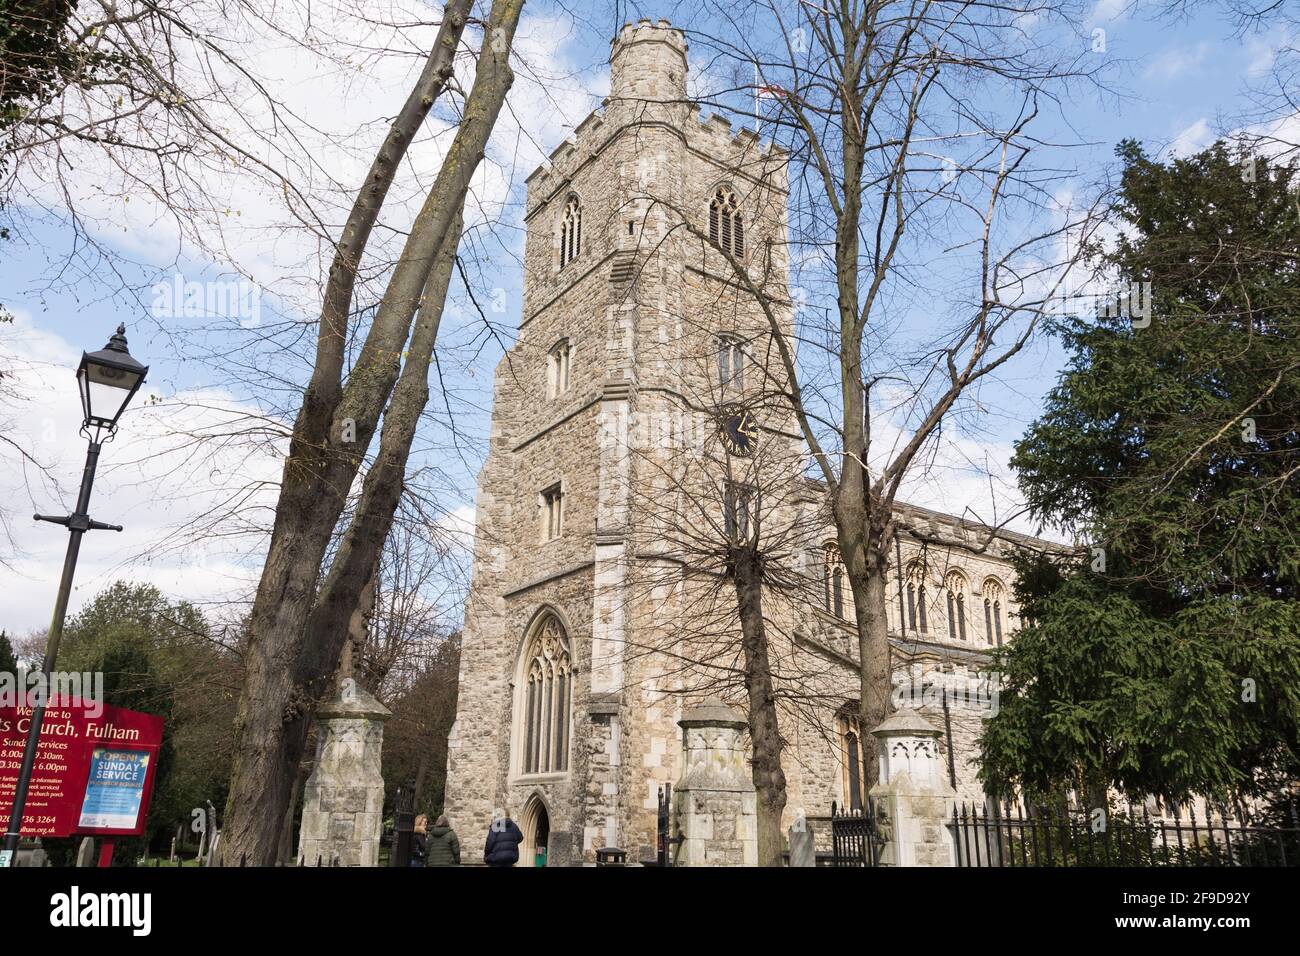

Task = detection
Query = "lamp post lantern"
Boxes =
[0,324,148,867]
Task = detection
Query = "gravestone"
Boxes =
[18,837,47,867]
[297,677,391,867]
[788,814,816,867]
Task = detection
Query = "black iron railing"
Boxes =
[951,800,1300,867]
[830,799,884,867]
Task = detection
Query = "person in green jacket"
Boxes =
[425,815,461,866]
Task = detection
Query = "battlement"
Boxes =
[608,18,687,107]
[522,18,789,220]
[612,18,688,52]
[525,103,785,216]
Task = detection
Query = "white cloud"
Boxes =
[1163,108,1300,164]
[859,392,1059,543]
[9,1,599,316]
[1012,11,1041,36]
[1244,24,1292,78]
[0,309,285,632]
[1086,0,1130,28]
[1245,36,1279,77]
[1168,117,1214,158]
[436,504,477,550]
[1143,42,1211,83]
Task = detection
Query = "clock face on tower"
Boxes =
[718,404,759,457]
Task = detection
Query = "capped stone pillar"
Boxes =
[868,709,957,867]
[671,700,757,866]
[297,678,391,867]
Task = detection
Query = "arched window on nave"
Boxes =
[945,571,968,641]
[982,577,1006,647]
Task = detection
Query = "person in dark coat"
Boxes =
[425,814,461,867]
[483,810,524,867]
[411,814,429,867]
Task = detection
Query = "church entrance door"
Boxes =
[522,797,549,867]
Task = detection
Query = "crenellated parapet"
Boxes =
[524,20,787,223]
[609,18,688,104]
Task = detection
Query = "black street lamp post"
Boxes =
[0,325,148,867]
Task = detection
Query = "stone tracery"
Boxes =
[520,614,572,775]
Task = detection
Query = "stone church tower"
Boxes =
[444,19,799,864]
[445,18,1041,865]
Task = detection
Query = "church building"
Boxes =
[444,18,1055,865]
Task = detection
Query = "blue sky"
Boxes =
[0,0,1287,632]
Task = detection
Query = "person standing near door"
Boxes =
[425,815,460,867]
[483,809,524,867]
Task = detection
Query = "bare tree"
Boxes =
[671,0,1109,785]
[615,298,851,864]
[221,0,524,865]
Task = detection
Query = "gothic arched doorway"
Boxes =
[521,796,550,867]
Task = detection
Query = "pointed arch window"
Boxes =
[709,187,744,257]
[945,572,968,641]
[519,615,572,775]
[718,334,744,389]
[905,563,928,634]
[824,544,846,619]
[983,578,1006,646]
[559,196,582,268]
[836,709,864,812]
[547,339,571,398]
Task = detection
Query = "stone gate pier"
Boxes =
[297,678,390,867]
[868,709,958,866]
[670,700,758,866]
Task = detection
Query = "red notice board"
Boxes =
[0,699,164,838]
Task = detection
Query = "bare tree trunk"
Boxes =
[275,761,307,866]
[848,543,892,790]
[224,202,469,864]
[340,568,378,687]
[412,750,431,808]
[222,0,522,865]
[279,205,467,823]
[300,203,463,692]
[732,547,788,866]
[303,0,473,431]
